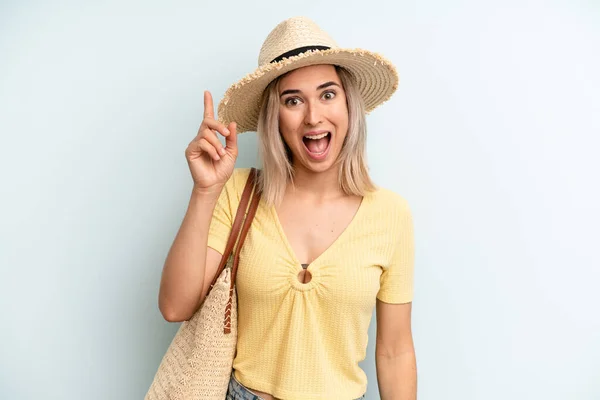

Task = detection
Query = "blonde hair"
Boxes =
[256,65,375,206]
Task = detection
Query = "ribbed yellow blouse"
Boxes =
[207,168,414,399]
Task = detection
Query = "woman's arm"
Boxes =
[158,91,237,323]
[158,187,223,322]
[375,300,417,400]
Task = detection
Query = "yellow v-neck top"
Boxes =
[207,168,415,400]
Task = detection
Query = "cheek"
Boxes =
[278,110,298,145]
[278,108,292,129]
[331,105,349,136]
[279,109,303,135]
[331,98,348,119]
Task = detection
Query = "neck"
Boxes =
[287,162,344,201]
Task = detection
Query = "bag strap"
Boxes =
[223,180,261,333]
[208,168,259,292]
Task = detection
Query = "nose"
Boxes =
[303,100,323,127]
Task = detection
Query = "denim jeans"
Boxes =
[226,371,366,400]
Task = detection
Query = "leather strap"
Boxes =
[223,170,261,333]
[202,169,260,334]
[208,168,258,291]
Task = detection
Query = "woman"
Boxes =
[158,17,416,400]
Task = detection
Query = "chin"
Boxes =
[303,160,336,174]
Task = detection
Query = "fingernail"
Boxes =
[215,154,221,160]
[220,148,226,156]
[224,128,230,135]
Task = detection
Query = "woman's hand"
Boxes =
[185,91,238,193]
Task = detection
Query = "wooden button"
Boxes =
[297,269,312,284]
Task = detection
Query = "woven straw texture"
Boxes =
[217,16,399,134]
[257,16,338,65]
[145,265,237,400]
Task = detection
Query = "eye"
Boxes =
[322,90,336,100]
[284,97,302,107]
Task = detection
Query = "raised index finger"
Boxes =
[203,91,215,119]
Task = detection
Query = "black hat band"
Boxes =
[270,45,331,63]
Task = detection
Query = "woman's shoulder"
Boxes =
[223,168,254,196]
[366,186,412,217]
[364,187,413,235]
[369,185,410,207]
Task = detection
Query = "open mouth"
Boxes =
[302,132,331,159]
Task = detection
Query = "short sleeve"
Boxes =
[207,168,251,255]
[376,198,415,304]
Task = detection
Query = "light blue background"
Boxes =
[1,1,599,399]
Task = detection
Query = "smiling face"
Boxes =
[277,64,349,173]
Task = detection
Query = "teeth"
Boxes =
[304,132,329,140]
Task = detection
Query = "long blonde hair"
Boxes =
[256,65,375,206]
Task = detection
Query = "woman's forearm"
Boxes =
[376,351,417,400]
[158,186,221,322]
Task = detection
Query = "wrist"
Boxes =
[191,184,223,202]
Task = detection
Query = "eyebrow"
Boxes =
[279,81,341,97]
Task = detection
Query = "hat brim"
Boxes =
[217,48,399,134]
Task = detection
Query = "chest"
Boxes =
[275,196,362,265]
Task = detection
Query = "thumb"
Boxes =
[225,121,238,154]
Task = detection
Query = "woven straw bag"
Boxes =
[145,168,261,400]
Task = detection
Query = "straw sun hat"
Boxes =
[217,16,399,134]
